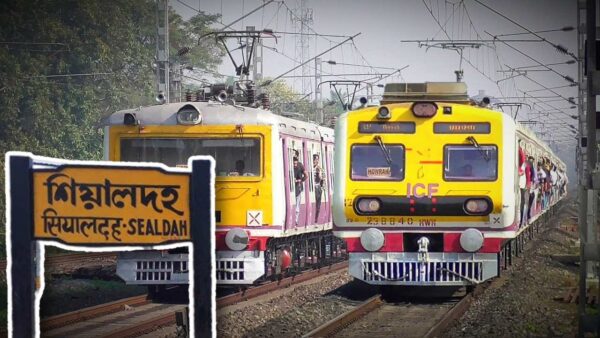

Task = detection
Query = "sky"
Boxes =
[172,0,579,178]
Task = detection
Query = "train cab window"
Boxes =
[444,145,498,181]
[350,144,405,181]
[120,137,261,178]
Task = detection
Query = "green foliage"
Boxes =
[262,79,344,126]
[0,0,223,255]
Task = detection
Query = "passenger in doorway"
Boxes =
[527,156,537,222]
[294,156,307,225]
[313,154,324,222]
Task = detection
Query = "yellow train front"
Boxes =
[333,82,564,286]
[104,86,335,287]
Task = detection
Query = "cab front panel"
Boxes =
[109,124,274,285]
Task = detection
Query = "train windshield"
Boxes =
[444,145,497,181]
[351,144,405,181]
[120,137,261,177]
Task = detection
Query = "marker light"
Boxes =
[357,198,381,213]
[377,106,391,119]
[177,105,202,125]
[464,199,490,214]
[360,228,385,252]
[460,228,484,252]
[225,228,249,251]
[411,102,438,117]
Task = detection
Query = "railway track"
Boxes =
[303,290,473,338]
[304,201,571,338]
[0,252,116,270]
[40,261,347,337]
[41,294,185,337]
[218,260,348,307]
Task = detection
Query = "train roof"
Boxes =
[104,101,334,142]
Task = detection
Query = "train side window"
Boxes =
[444,145,498,181]
[351,144,405,181]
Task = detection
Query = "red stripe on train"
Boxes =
[215,232,269,251]
[344,233,502,253]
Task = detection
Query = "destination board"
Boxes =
[367,167,391,178]
[433,122,491,134]
[33,166,190,245]
[358,122,415,134]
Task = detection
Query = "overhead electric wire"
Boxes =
[260,33,361,87]
[421,0,506,96]
[261,45,356,83]
[484,31,576,84]
[472,0,577,61]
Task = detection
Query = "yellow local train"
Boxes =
[332,82,567,286]
[103,85,337,287]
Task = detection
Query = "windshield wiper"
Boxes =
[374,135,393,165]
[466,136,490,161]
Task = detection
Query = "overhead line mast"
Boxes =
[156,0,170,103]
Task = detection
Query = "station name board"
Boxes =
[33,166,190,245]
[358,122,416,134]
[433,122,491,134]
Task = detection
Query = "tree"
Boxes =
[0,0,224,249]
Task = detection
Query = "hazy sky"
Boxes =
[172,0,578,174]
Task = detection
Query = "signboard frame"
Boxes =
[5,152,216,338]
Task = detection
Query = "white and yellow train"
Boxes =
[332,82,566,286]
[103,85,337,286]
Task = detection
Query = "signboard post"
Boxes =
[4,152,215,337]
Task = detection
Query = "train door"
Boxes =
[326,145,334,223]
[307,141,319,225]
[282,137,293,231]
[309,141,327,225]
[300,140,310,228]
[284,137,308,230]
[318,143,330,224]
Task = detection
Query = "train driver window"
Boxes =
[120,137,261,177]
[350,144,405,181]
[444,145,498,181]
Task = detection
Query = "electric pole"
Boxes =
[314,57,323,123]
[291,0,313,97]
[156,0,170,103]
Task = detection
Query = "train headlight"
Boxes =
[377,106,391,119]
[411,102,437,117]
[360,228,385,252]
[177,105,202,125]
[356,198,381,213]
[123,113,139,126]
[464,198,490,215]
[460,228,484,252]
[225,228,249,251]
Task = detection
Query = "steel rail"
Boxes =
[218,260,348,307]
[302,295,384,337]
[101,311,178,338]
[41,294,149,331]
[0,252,116,270]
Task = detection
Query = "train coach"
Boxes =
[332,82,567,286]
[103,84,337,286]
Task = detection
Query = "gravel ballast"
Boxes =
[446,201,580,337]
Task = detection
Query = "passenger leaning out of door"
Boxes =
[293,156,307,225]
